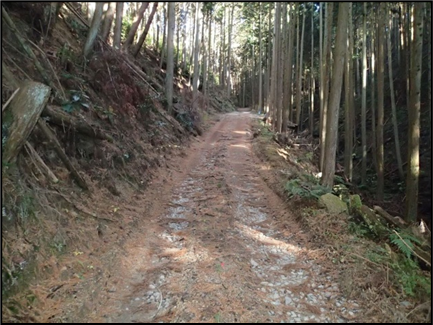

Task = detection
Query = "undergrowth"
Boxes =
[349,222,431,300]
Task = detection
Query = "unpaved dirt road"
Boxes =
[86,110,362,323]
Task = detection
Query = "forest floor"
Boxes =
[39,109,365,323]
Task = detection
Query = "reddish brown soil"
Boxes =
[46,109,360,323]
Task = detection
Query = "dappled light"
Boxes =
[236,222,304,254]
[230,143,248,149]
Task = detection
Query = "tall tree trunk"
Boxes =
[265,4,272,114]
[371,24,377,172]
[123,2,149,51]
[319,2,323,134]
[320,2,333,172]
[294,7,300,123]
[270,2,280,130]
[160,2,167,69]
[283,4,294,132]
[361,2,368,184]
[344,3,353,182]
[207,14,212,91]
[427,5,432,158]
[242,75,246,107]
[101,2,115,42]
[176,4,180,68]
[202,15,209,96]
[166,2,175,114]
[227,4,234,97]
[405,3,411,111]
[296,9,306,128]
[221,5,227,88]
[113,2,123,49]
[309,6,314,134]
[132,2,158,57]
[251,49,255,109]
[83,3,104,58]
[192,2,201,108]
[376,3,385,201]
[218,12,224,87]
[258,2,263,113]
[275,3,283,131]
[405,2,424,221]
[181,3,187,71]
[322,2,349,188]
[387,13,404,181]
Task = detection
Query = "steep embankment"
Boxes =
[1,3,234,322]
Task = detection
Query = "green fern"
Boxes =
[285,178,330,199]
[389,231,422,259]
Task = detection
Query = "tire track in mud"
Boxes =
[90,111,363,323]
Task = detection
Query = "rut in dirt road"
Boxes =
[91,111,363,323]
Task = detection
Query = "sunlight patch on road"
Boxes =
[230,144,249,149]
[233,130,248,135]
[235,222,303,254]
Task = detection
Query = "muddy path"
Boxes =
[85,110,362,323]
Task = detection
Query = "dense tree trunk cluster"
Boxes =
[2,2,431,223]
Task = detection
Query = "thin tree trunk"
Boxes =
[227,4,234,97]
[207,14,212,90]
[192,2,201,107]
[387,14,404,181]
[296,9,306,128]
[310,6,314,134]
[275,3,283,131]
[123,2,149,51]
[295,7,300,123]
[376,3,385,201]
[113,2,123,50]
[176,4,180,68]
[361,2,368,184]
[371,25,377,172]
[202,14,209,96]
[427,6,432,156]
[222,6,228,89]
[101,2,115,42]
[283,3,294,132]
[270,2,280,130]
[219,12,224,87]
[265,4,272,114]
[320,2,333,172]
[405,3,411,111]
[242,75,246,107]
[160,2,167,69]
[83,2,104,58]
[156,11,160,53]
[181,3,187,71]
[166,2,175,113]
[322,2,349,188]
[132,2,158,57]
[405,2,424,221]
[258,2,263,113]
[344,3,353,182]
[250,49,255,110]
[319,2,323,134]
